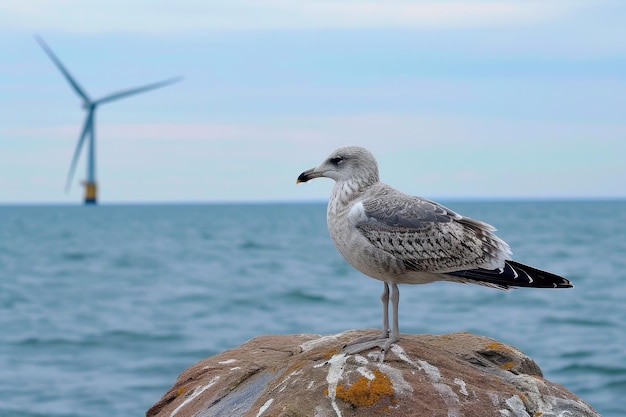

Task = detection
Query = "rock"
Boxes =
[146,330,599,417]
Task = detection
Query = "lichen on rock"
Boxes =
[146,330,599,417]
[335,369,395,408]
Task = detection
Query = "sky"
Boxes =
[1,0,625,204]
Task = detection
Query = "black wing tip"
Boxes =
[506,260,573,289]
[447,260,573,289]
[545,275,573,288]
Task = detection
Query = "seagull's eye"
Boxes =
[330,156,344,165]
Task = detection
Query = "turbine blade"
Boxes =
[94,76,183,105]
[35,35,91,103]
[65,110,93,192]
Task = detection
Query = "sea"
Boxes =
[1,200,625,417]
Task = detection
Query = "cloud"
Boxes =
[0,0,588,33]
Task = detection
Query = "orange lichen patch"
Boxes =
[175,385,188,396]
[281,360,305,377]
[323,348,341,359]
[534,412,544,417]
[485,341,513,353]
[499,362,515,371]
[335,369,394,407]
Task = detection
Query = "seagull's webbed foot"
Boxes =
[342,329,388,350]
[342,332,399,355]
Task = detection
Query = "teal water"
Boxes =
[1,201,625,417]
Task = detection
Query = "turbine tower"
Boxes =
[36,36,182,205]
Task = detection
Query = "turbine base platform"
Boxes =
[83,181,97,205]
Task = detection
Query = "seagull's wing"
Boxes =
[357,192,462,228]
[352,187,571,288]
[351,188,510,273]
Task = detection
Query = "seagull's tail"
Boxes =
[446,260,573,289]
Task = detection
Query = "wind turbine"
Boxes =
[36,36,182,205]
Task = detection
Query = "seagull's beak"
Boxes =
[297,167,324,184]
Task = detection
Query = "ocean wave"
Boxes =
[16,336,99,347]
[61,251,97,261]
[557,363,626,376]
[544,317,615,327]
[604,378,626,390]
[15,330,176,347]
[238,240,280,251]
[282,289,328,302]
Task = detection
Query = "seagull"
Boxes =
[297,146,572,354]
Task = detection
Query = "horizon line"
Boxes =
[1,196,625,207]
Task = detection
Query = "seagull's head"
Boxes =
[297,146,380,185]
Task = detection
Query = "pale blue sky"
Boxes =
[1,1,624,204]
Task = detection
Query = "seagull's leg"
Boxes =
[380,283,400,352]
[343,283,396,354]
[380,282,390,338]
